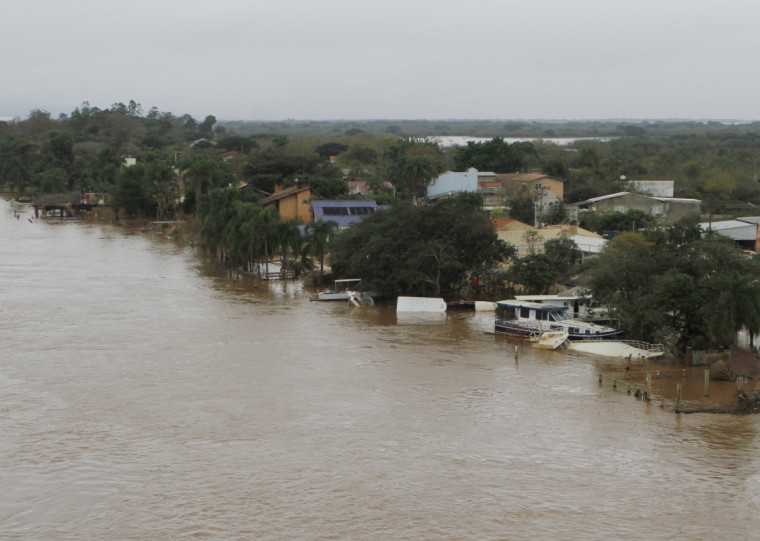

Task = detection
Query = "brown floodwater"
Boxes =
[2,202,760,540]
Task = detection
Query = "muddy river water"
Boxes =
[2,202,760,539]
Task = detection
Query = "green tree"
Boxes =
[308,177,347,199]
[198,188,241,262]
[508,253,557,294]
[584,222,760,347]
[110,163,154,217]
[330,195,513,297]
[144,161,179,219]
[543,201,567,224]
[544,236,581,279]
[42,131,75,171]
[3,156,31,199]
[384,137,443,199]
[36,168,68,194]
[244,138,323,193]
[304,219,339,274]
[701,168,736,215]
[315,142,348,159]
[180,154,234,208]
[453,138,536,172]
[508,192,535,224]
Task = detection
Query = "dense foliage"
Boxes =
[329,194,513,298]
[452,138,537,173]
[583,218,760,348]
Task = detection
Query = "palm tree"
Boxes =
[707,271,760,347]
[305,219,339,274]
[277,219,303,276]
[256,206,281,278]
[180,155,233,212]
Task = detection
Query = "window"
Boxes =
[322,206,375,216]
[614,205,625,213]
[652,205,663,216]
[520,307,530,319]
[323,207,349,216]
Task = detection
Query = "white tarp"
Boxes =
[396,296,447,313]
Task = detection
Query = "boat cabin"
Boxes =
[496,300,567,323]
[495,299,619,340]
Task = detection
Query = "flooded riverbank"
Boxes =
[2,201,760,539]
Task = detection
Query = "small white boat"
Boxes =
[531,329,569,350]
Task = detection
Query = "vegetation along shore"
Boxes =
[4,101,760,410]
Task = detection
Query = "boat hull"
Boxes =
[566,340,664,359]
[495,320,620,341]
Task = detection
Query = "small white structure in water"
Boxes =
[396,297,447,313]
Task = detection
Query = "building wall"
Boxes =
[271,190,316,223]
[495,221,603,257]
[499,175,564,201]
[589,193,700,222]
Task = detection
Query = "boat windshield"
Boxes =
[550,311,569,322]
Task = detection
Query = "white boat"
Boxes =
[567,339,664,359]
[502,300,665,358]
[495,299,620,340]
[316,279,377,301]
[347,291,374,307]
[514,293,610,323]
[531,329,569,350]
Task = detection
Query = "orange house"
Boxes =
[498,173,564,201]
[259,184,321,223]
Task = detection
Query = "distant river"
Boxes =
[1,200,759,539]
[429,135,613,147]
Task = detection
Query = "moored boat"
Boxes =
[495,299,620,341]
[315,279,377,301]
[499,299,665,358]
[566,339,664,358]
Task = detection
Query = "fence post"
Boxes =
[704,368,709,397]
[676,382,683,412]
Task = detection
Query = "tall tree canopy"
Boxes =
[584,218,760,348]
[330,194,513,297]
[384,137,443,199]
[453,138,537,172]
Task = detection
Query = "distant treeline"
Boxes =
[219,118,760,139]
[4,101,760,219]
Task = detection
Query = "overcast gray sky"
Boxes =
[2,0,758,121]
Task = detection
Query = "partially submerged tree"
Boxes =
[330,194,513,297]
[304,218,339,274]
[584,218,760,348]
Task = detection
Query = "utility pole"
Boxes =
[534,183,545,227]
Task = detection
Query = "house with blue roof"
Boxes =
[309,200,389,229]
